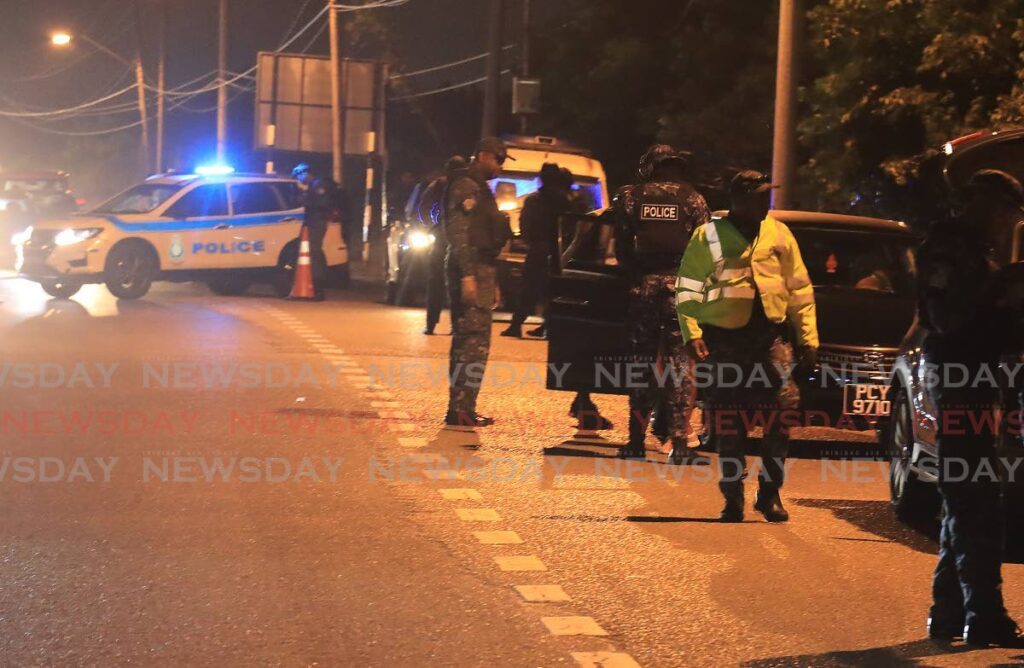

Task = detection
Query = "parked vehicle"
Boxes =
[16,170,348,300]
[545,210,918,433]
[881,129,1024,530]
[2,171,82,269]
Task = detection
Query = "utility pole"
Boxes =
[771,0,801,209]
[216,0,229,163]
[519,0,530,135]
[328,0,345,186]
[155,0,167,173]
[133,0,150,174]
[482,0,503,138]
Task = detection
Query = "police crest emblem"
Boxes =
[169,234,185,264]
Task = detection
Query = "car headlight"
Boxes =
[54,227,102,246]
[10,226,32,246]
[407,230,435,250]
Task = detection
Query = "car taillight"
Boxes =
[75,197,86,207]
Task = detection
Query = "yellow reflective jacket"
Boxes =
[675,214,819,349]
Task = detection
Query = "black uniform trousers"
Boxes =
[928,336,1008,629]
[510,250,549,329]
[702,304,799,499]
[425,236,447,331]
[304,221,328,296]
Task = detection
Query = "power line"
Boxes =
[390,69,512,102]
[390,44,516,80]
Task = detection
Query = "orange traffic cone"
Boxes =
[288,227,316,300]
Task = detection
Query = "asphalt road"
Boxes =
[1,274,1023,667]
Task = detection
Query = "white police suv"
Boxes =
[15,170,347,299]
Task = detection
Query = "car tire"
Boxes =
[40,278,81,299]
[328,263,351,289]
[207,274,252,296]
[273,242,298,298]
[888,386,939,521]
[104,241,157,300]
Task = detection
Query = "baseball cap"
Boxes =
[730,170,778,196]
[474,136,514,163]
[291,163,311,178]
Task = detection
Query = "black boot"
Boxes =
[617,442,646,459]
[753,487,789,523]
[500,323,523,338]
[927,610,965,640]
[444,411,495,428]
[525,324,546,338]
[668,447,710,466]
[964,615,1023,647]
[720,484,744,523]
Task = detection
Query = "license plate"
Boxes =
[843,384,892,416]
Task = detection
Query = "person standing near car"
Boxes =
[614,144,710,465]
[293,162,337,301]
[917,169,1024,647]
[442,137,513,427]
[676,171,818,523]
[501,163,570,339]
[419,155,468,335]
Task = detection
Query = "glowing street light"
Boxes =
[50,32,72,47]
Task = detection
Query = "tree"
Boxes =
[801,0,1024,220]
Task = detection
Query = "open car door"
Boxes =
[545,212,631,395]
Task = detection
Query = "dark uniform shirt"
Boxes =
[520,187,568,261]
[302,177,338,234]
[444,164,512,275]
[613,180,710,278]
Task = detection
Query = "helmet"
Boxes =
[637,144,691,182]
[444,155,468,173]
[291,163,311,179]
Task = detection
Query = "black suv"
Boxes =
[545,210,919,432]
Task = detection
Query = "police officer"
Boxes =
[418,155,468,335]
[613,144,710,464]
[502,163,569,338]
[918,169,1024,647]
[292,163,337,301]
[676,171,818,523]
[443,137,513,427]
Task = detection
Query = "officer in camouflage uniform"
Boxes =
[443,137,513,427]
[613,144,710,465]
[418,155,468,335]
[918,169,1024,647]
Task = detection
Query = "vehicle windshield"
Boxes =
[791,228,916,296]
[489,174,605,213]
[93,184,185,215]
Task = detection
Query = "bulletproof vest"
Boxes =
[631,181,694,256]
[447,168,511,261]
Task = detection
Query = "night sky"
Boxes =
[0,0,570,197]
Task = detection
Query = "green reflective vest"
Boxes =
[675,214,819,349]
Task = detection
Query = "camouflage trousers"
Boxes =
[703,319,799,496]
[627,274,697,449]
[446,263,497,416]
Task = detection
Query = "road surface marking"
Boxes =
[388,423,417,432]
[474,531,523,545]
[371,401,401,408]
[338,367,369,375]
[408,453,447,464]
[439,488,482,500]
[495,556,547,572]
[377,410,411,420]
[541,617,609,637]
[422,469,462,480]
[514,585,571,602]
[455,508,501,522]
[571,652,641,668]
[398,437,428,448]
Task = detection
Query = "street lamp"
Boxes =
[49,28,152,173]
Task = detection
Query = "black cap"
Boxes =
[539,162,562,184]
[730,170,778,196]
[444,155,468,172]
[964,168,1024,205]
[474,136,514,162]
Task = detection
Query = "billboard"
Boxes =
[254,52,386,156]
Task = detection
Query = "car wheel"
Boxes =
[40,278,81,299]
[207,275,252,296]
[888,387,939,521]
[104,241,157,300]
[273,243,298,298]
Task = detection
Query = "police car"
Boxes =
[15,169,347,299]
